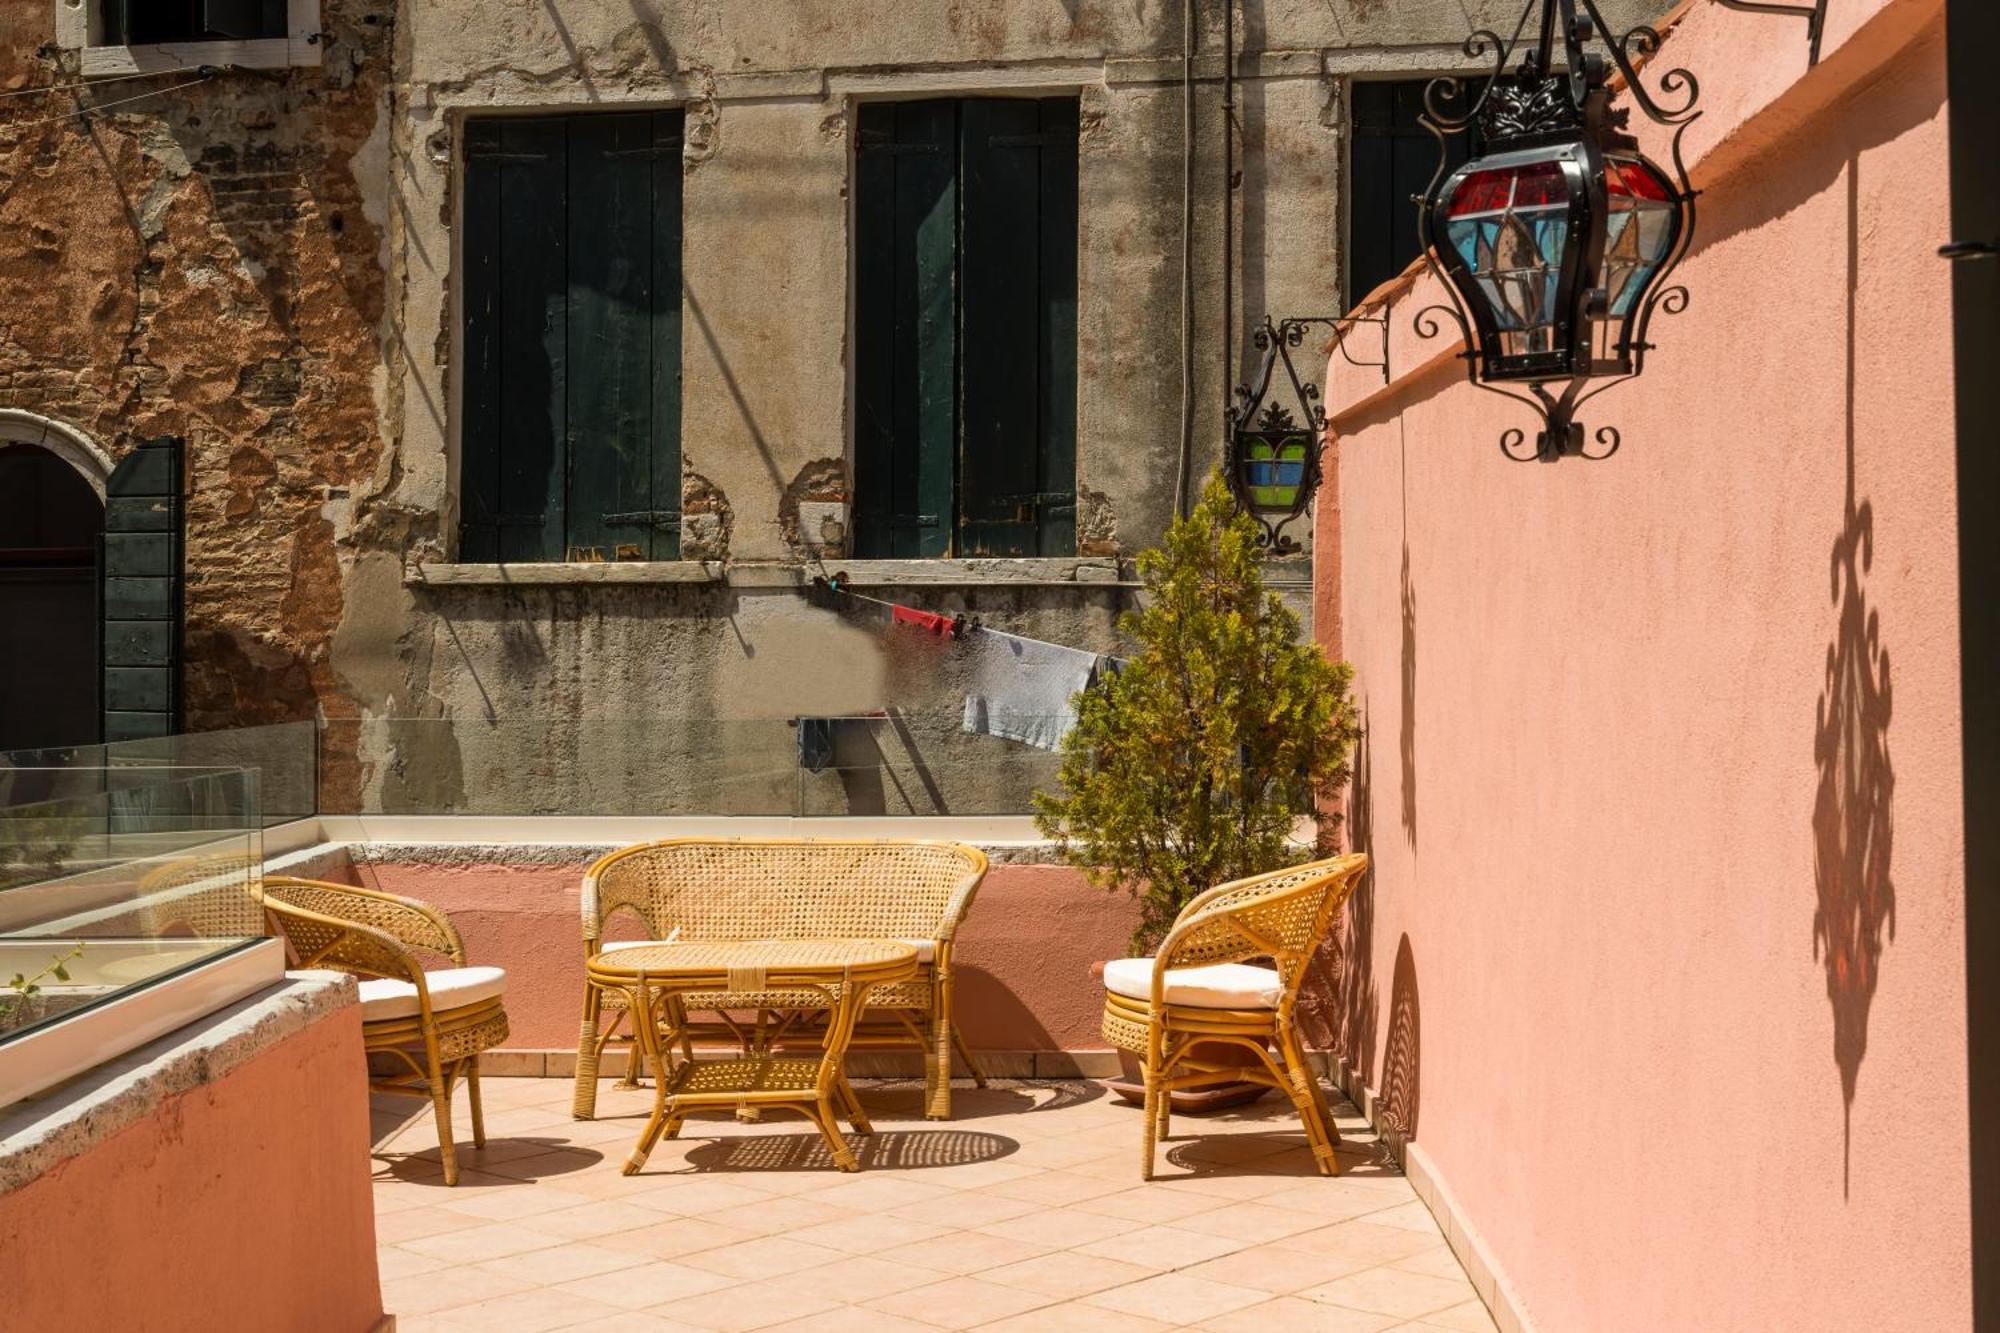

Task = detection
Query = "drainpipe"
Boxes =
[1176,0,1197,520]
[1221,0,1235,461]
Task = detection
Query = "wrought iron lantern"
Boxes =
[1224,316,1335,554]
[1417,0,1701,461]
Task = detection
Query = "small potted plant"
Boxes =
[1035,474,1358,1109]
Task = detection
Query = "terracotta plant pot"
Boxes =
[1089,959,1272,1113]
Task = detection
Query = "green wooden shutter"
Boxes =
[957,97,1077,557]
[854,100,957,558]
[1350,81,1475,306]
[462,112,682,563]
[203,0,286,38]
[100,437,183,742]
[564,111,682,560]
[461,117,568,562]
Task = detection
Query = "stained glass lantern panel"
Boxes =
[1238,431,1312,513]
[1440,159,1573,361]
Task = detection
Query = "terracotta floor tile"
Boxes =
[871,1227,1055,1276]
[1275,1220,1449,1267]
[781,1209,950,1254]
[473,1241,639,1287]
[550,1261,733,1310]
[981,1169,1132,1207]
[1300,1265,1479,1319]
[863,1275,1052,1329]
[375,1205,488,1245]
[439,1183,599,1222]
[978,1205,1145,1249]
[758,1305,937,1333]
[1082,1270,1269,1323]
[425,1284,626,1332]
[628,1178,781,1216]
[376,1245,456,1281]
[1182,1199,1330,1244]
[533,1200,674,1240]
[889,1189,1041,1229]
[1392,1245,1476,1280]
[1364,1200,1448,1235]
[1198,1294,1404,1332]
[1177,1240,1376,1294]
[976,1305,1174,1332]
[1074,1184,1229,1224]
[596,1218,762,1261]
[678,1236,845,1281]
[401,1220,566,1264]
[643,1279,840,1331]
[1411,1297,1502,1331]
[1074,1223,1244,1271]
[980,1248,1158,1299]
[380,1264,537,1318]
[757,1254,941,1303]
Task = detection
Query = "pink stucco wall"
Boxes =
[0,1006,384,1332]
[350,858,1137,1053]
[1316,1,1968,1328]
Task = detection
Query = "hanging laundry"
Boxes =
[961,628,1110,751]
[892,604,957,636]
[796,717,836,774]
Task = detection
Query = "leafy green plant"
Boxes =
[1035,474,1359,952]
[0,942,87,1023]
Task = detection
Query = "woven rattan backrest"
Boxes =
[259,875,463,979]
[1161,853,1368,997]
[134,851,265,938]
[584,839,988,946]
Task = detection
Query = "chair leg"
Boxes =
[950,1024,989,1090]
[574,986,605,1120]
[1277,1026,1339,1176]
[835,1073,873,1136]
[926,1011,952,1121]
[467,1057,488,1150]
[1139,1021,1165,1181]
[424,1049,460,1186]
[809,1101,860,1172]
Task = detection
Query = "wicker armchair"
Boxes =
[258,875,509,1186]
[1100,852,1368,1180]
[134,851,265,939]
[575,838,989,1121]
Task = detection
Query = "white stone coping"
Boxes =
[403,556,1144,590]
[0,971,356,1198]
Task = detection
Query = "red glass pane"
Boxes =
[1511,160,1568,207]
[1605,156,1672,201]
[1445,168,1514,216]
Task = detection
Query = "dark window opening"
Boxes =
[853,96,1079,559]
[458,110,685,563]
[0,445,104,751]
[1347,79,1479,308]
[104,0,289,43]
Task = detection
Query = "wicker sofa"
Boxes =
[574,838,990,1121]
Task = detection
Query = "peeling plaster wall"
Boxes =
[3,0,1666,815]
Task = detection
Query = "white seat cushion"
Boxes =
[358,965,507,1021]
[601,937,939,963]
[1101,957,1284,1009]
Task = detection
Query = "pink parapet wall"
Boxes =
[1318,0,1968,1329]
[345,858,1138,1054]
[0,1004,384,1332]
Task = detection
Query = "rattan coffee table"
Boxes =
[586,938,919,1174]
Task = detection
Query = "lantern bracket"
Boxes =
[1225,315,1361,554]
[1714,0,1827,67]
[1413,0,1703,462]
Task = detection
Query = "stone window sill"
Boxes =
[405,557,1138,589]
[78,39,320,76]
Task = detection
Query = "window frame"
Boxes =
[55,0,320,76]
[1343,75,1479,312]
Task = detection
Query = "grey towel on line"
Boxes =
[960,629,1115,751]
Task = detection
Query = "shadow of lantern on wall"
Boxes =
[1414,0,1702,462]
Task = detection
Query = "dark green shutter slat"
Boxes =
[1035,97,1079,556]
[203,0,279,38]
[459,120,506,561]
[564,112,657,559]
[649,110,685,560]
[958,98,1046,557]
[99,437,182,743]
[854,101,956,558]
[1349,80,1476,305]
[496,117,569,562]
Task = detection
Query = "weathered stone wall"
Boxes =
[0,0,1666,814]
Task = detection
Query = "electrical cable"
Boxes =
[1175,0,1197,520]
[5,74,213,129]
[0,65,211,99]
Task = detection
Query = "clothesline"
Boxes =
[804,573,1122,752]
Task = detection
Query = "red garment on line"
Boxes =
[892,605,954,636]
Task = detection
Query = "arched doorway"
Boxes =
[0,428,107,751]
